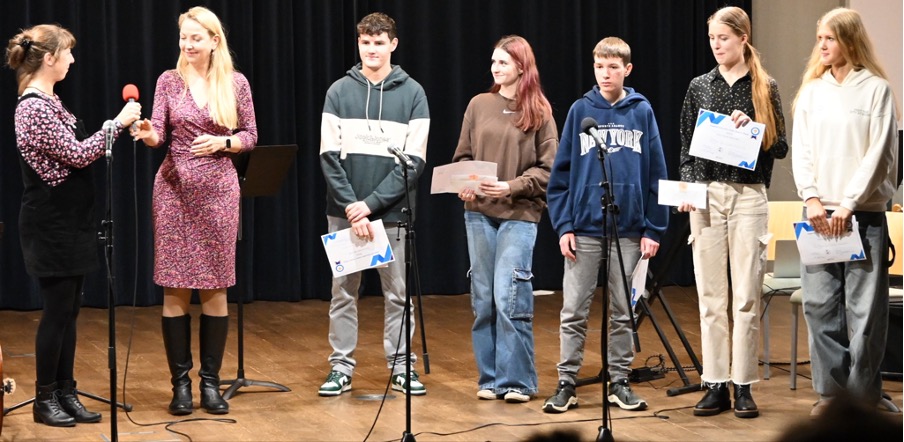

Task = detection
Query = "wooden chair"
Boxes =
[762,201,804,379]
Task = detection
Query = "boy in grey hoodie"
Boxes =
[318,12,430,397]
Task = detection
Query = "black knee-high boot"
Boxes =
[57,380,101,423]
[162,315,193,415]
[199,314,229,414]
[33,381,76,427]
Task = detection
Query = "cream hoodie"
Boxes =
[792,68,898,212]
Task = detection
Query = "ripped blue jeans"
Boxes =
[464,211,538,395]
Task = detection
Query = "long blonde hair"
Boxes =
[176,6,238,129]
[793,8,897,115]
[709,7,779,151]
[5,24,76,95]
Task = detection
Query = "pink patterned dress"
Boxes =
[149,70,257,289]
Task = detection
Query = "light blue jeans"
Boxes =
[464,211,538,395]
[801,210,888,402]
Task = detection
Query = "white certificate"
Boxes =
[630,257,649,312]
[431,161,497,195]
[794,216,866,266]
[688,109,765,171]
[321,219,395,278]
[658,179,707,209]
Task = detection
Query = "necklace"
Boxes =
[24,84,53,96]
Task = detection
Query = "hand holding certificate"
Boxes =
[321,219,395,278]
[794,216,866,265]
[689,108,765,170]
[658,179,707,209]
[630,258,650,312]
[431,161,498,195]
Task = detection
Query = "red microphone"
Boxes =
[122,84,139,102]
[122,84,140,131]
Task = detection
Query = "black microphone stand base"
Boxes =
[221,374,291,400]
[597,426,615,442]
[402,431,416,442]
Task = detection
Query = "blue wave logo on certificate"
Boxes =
[323,232,338,245]
[689,108,765,171]
[370,244,394,266]
[696,110,727,126]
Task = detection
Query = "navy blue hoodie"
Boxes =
[548,86,668,241]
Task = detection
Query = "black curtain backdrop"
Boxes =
[0,0,751,310]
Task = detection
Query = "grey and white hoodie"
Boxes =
[320,63,430,222]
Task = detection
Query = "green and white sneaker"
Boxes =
[318,370,352,396]
[391,370,426,395]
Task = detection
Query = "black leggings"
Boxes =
[35,275,83,386]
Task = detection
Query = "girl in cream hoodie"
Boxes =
[792,7,898,417]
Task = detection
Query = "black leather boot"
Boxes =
[733,383,759,418]
[162,315,193,415]
[693,382,731,416]
[57,380,101,423]
[33,382,76,427]
[199,314,229,414]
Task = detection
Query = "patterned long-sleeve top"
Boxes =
[15,91,123,186]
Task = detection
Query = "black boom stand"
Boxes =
[396,154,425,442]
[634,216,703,396]
[220,145,298,399]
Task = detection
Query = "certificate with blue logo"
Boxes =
[321,219,395,278]
[688,108,765,171]
[793,216,866,265]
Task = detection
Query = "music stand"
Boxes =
[219,145,297,399]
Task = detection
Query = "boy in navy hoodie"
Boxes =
[543,37,668,413]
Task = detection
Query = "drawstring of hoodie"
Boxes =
[377,81,384,133]
[364,80,386,133]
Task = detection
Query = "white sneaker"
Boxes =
[504,390,531,403]
[477,389,497,400]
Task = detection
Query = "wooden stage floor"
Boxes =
[1,286,901,441]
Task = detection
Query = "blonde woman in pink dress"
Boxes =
[132,6,257,415]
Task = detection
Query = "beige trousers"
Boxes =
[689,181,769,385]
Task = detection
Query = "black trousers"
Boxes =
[35,275,83,386]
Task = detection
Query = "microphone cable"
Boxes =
[362,227,409,442]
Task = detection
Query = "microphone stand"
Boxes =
[595,141,639,442]
[398,161,419,442]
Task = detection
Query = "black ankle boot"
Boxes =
[733,383,759,418]
[162,315,193,415]
[33,382,76,427]
[57,380,101,423]
[694,382,731,416]
[199,314,229,415]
